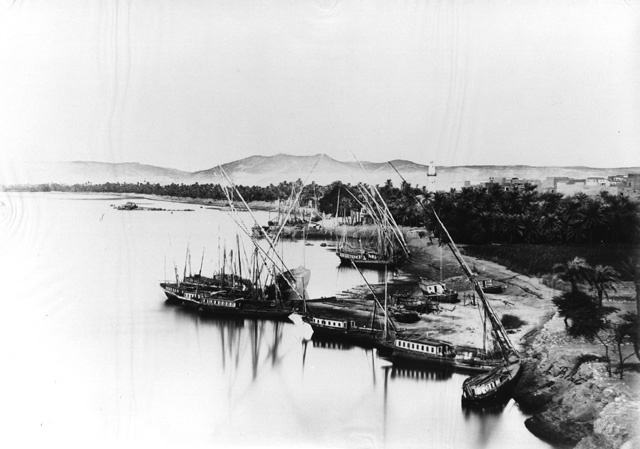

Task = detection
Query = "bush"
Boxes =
[501,314,527,329]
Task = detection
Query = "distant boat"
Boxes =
[418,279,459,303]
[476,278,505,294]
[335,172,410,268]
[388,306,420,323]
[336,241,405,268]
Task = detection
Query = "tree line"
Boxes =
[6,179,639,244]
[427,184,639,245]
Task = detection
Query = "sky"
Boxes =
[0,0,639,172]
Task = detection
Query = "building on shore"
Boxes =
[462,173,639,198]
[618,173,640,200]
[541,176,621,196]
[465,177,541,191]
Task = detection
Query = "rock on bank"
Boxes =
[513,313,639,448]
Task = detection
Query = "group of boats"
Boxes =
[160,164,522,406]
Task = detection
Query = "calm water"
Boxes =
[0,192,554,449]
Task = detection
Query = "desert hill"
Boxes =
[2,155,637,190]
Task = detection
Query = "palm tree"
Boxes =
[587,264,620,307]
[619,255,640,360]
[552,257,592,293]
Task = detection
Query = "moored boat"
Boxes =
[336,243,405,268]
[388,306,420,323]
[453,345,501,373]
[462,356,522,404]
[160,282,184,302]
[427,204,522,404]
[418,279,459,303]
[391,334,457,367]
[477,277,505,294]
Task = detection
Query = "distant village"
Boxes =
[465,172,640,199]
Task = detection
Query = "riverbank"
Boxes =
[306,232,639,448]
[406,235,639,449]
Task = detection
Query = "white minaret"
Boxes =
[427,161,437,190]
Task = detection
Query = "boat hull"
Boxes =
[391,348,456,368]
[480,286,504,294]
[160,283,184,303]
[423,292,459,303]
[307,315,387,348]
[461,361,522,405]
[337,253,402,268]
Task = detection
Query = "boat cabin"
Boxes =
[394,337,455,357]
[311,316,355,330]
[476,277,505,293]
[201,297,237,308]
[477,278,494,288]
[163,284,182,294]
[420,281,448,295]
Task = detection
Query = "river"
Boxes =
[0,192,555,448]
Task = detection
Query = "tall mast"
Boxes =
[352,153,410,257]
[218,167,308,301]
[335,187,341,224]
[236,234,242,281]
[388,162,519,362]
[182,244,189,282]
[384,266,388,338]
[350,260,396,335]
[431,209,517,360]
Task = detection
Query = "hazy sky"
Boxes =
[1,0,639,171]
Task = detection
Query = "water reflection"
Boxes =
[165,300,287,381]
[311,338,354,351]
[382,364,454,382]
[462,397,511,416]
[335,264,398,285]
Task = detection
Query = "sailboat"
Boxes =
[305,262,394,348]
[206,166,314,320]
[160,245,253,306]
[335,183,410,268]
[432,212,521,403]
[389,162,522,404]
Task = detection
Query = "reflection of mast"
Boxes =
[383,364,389,446]
[267,321,283,367]
[301,339,308,370]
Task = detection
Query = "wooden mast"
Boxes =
[388,161,519,363]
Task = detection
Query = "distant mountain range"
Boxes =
[2,154,638,190]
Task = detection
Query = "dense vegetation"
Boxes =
[6,178,639,247]
[463,244,639,281]
[429,184,639,245]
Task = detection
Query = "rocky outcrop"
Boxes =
[513,313,639,448]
